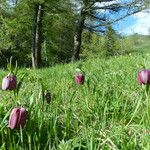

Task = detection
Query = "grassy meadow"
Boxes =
[0,42,150,149]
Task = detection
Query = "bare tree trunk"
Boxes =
[72,11,86,61]
[32,3,44,68]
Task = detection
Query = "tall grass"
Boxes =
[0,53,150,149]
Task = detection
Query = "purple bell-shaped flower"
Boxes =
[75,73,85,84]
[74,68,85,85]
[9,107,27,130]
[44,90,51,104]
[2,73,17,90]
[75,68,85,85]
[137,69,150,85]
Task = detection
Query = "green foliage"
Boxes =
[0,0,33,66]
[79,30,150,60]
[0,0,75,67]
[0,48,150,149]
[43,3,75,65]
[0,0,149,68]
[118,34,150,55]
[81,31,105,59]
[103,26,120,56]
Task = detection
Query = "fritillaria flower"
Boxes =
[44,90,51,104]
[75,73,85,84]
[137,69,150,85]
[2,73,17,90]
[9,107,27,130]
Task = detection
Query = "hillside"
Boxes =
[121,34,150,54]
[0,47,150,149]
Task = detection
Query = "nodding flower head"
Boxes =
[44,90,51,104]
[9,107,27,130]
[137,69,150,85]
[75,73,85,85]
[2,73,17,90]
[74,68,85,85]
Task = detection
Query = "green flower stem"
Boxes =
[146,85,150,122]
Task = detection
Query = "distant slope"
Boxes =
[119,34,150,55]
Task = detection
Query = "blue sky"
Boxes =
[113,16,136,34]
[92,0,150,36]
[113,11,150,35]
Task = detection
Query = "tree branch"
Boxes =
[90,5,146,28]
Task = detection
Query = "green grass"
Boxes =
[0,52,150,149]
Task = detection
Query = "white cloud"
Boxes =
[133,12,150,35]
[94,0,119,13]
[94,0,119,8]
[122,10,150,35]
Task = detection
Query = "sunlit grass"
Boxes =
[0,53,150,149]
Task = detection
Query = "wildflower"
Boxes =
[137,69,150,84]
[2,73,17,90]
[44,90,51,104]
[75,73,85,84]
[9,107,27,130]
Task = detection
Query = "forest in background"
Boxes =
[0,0,149,68]
[0,1,150,149]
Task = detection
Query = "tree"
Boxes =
[81,31,105,58]
[32,2,45,68]
[31,0,74,68]
[103,25,119,56]
[42,0,75,65]
[71,0,148,61]
[0,0,74,68]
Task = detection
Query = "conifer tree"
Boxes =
[103,26,119,56]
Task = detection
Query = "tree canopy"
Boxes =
[0,0,149,67]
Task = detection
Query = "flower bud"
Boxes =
[9,107,27,130]
[75,73,85,84]
[137,69,150,84]
[2,73,17,90]
[44,90,51,104]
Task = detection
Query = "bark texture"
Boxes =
[72,11,86,61]
[32,3,44,68]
